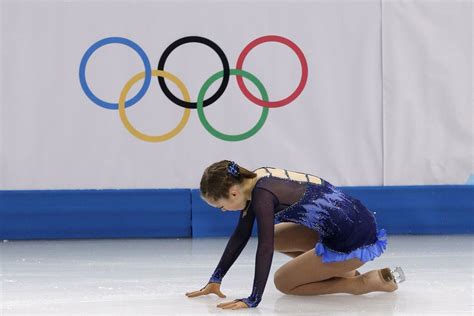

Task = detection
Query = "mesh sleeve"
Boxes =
[239,187,277,307]
[208,206,256,284]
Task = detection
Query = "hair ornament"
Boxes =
[227,161,240,177]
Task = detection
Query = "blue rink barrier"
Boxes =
[340,186,473,235]
[0,189,191,240]
[0,186,472,240]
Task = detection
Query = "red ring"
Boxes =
[235,35,308,108]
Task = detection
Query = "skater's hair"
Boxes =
[200,160,257,200]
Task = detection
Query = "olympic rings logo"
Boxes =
[79,35,308,142]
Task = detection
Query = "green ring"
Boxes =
[197,69,269,141]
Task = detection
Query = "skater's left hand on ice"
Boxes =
[217,299,248,310]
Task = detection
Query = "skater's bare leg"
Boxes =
[274,249,397,295]
[274,222,359,277]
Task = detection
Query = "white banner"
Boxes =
[1,0,471,189]
[0,0,383,189]
[382,0,473,185]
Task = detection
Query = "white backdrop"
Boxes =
[0,0,471,189]
[382,0,473,185]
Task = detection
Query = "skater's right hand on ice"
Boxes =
[185,282,226,298]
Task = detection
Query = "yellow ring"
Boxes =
[118,70,191,142]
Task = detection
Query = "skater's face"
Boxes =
[204,185,247,212]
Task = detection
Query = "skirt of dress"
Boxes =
[315,229,387,263]
[288,182,388,263]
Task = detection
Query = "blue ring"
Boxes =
[79,37,152,110]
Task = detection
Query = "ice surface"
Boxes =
[1,235,473,315]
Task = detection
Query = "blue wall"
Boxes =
[0,186,472,240]
[0,189,191,239]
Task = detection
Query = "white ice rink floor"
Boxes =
[1,235,473,315]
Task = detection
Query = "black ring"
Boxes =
[157,36,230,109]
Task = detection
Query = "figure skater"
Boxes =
[185,160,405,309]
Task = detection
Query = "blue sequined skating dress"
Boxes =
[207,168,387,308]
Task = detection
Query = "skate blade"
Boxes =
[391,266,406,284]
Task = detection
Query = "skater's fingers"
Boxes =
[185,291,200,297]
[185,289,207,297]
[220,301,246,310]
[220,303,237,309]
[231,302,248,310]
[214,289,226,298]
[217,300,237,308]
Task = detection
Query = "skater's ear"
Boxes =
[228,184,241,199]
